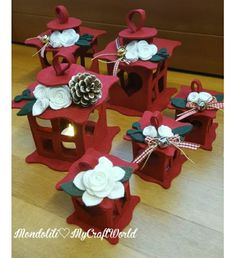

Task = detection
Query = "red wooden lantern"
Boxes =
[124,111,198,188]
[169,80,224,150]
[25,5,106,69]
[12,51,120,171]
[56,148,140,245]
[92,9,181,116]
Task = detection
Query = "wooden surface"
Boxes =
[12,0,223,75]
[12,44,224,258]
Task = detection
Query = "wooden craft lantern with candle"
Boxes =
[25,5,106,69]
[169,80,224,150]
[92,9,181,116]
[12,50,120,171]
[124,111,200,188]
[56,148,140,245]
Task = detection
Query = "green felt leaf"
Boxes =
[14,95,35,102]
[127,129,145,143]
[150,54,165,62]
[158,52,169,58]
[17,100,36,116]
[171,98,187,108]
[22,89,31,96]
[172,125,193,136]
[158,48,167,53]
[81,33,93,39]
[76,39,91,46]
[214,94,224,102]
[132,122,141,130]
[60,181,84,197]
[120,166,134,182]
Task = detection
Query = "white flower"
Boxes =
[125,40,158,61]
[158,125,174,138]
[143,125,158,138]
[48,86,72,110]
[73,157,125,207]
[49,29,79,48]
[187,92,199,103]
[198,92,213,103]
[49,31,63,48]
[32,98,49,116]
[60,29,80,47]
[137,40,158,61]
[33,84,48,99]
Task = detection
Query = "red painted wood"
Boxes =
[24,5,106,68]
[94,37,181,116]
[168,82,223,150]
[12,60,120,171]
[56,148,140,244]
[124,111,192,188]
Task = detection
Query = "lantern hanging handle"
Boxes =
[52,50,74,76]
[150,111,163,127]
[55,5,69,24]
[191,79,203,92]
[78,153,100,171]
[126,9,146,32]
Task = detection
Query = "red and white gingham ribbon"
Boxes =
[176,97,224,121]
[91,38,131,76]
[133,135,200,165]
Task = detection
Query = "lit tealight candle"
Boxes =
[61,124,76,149]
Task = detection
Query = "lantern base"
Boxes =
[66,195,140,244]
[25,126,120,171]
[134,154,187,189]
[185,122,218,151]
[107,87,177,116]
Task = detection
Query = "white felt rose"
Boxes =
[48,86,72,110]
[143,125,158,138]
[73,157,125,207]
[158,125,174,138]
[49,31,63,48]
[32,98,49,116]
[33,84,49,99]
[198,92,213,103]
[60,29,80,47]
[187,92,199,103]
[125,40,158,61]
[137,40,158,61]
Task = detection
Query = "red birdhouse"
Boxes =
[92,9,181,116]
[56,148,140,245]
[169,80,224,150]
[12,51,120,171]
[25,5,106,68]
[124,111,199,188]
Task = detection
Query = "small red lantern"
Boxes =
[12,51,120,171]
[56,148,140,245]
[92,9,181,116]
[124,111,198,188]
[25,5,106,69]
[169,80,224,150]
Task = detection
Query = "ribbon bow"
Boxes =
[133,135,200,167]
[29,35,51,58]
[92,38,132,76]
[176,96,224,121]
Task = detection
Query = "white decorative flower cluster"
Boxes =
[32,84,72,116]
[143,125,174,138]
[73,157,126,206]
[187,91,213,106]
[49,29,80,48]
[125,40,158,61]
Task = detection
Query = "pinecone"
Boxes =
[68,73,102,107]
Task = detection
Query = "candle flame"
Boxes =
[62,124,75,137]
